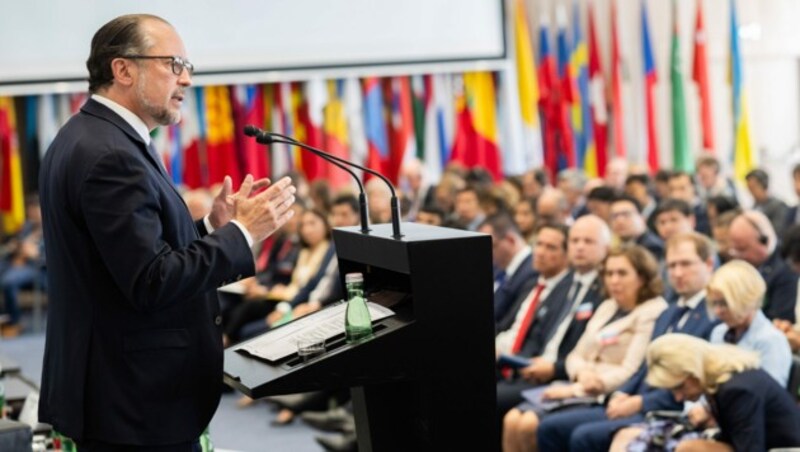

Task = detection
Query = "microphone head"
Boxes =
[255,133,274,145]
[243,125,260,137]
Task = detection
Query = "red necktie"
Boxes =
[510,283,546,354]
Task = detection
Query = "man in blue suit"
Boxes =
[537,232,719,452]
[38,14,297,450]
[479,214,535,332]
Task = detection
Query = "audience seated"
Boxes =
[632,334,800,452]
[667,171,711,236]
[610,195,664,261]
[502,245,667,452]
[746,168,789,238]
[478,214,535,331]
[537,232,719,452]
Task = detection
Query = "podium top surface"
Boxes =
[335,222,485,242]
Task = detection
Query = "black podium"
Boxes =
[224,222,497,451]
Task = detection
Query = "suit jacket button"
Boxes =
[215,315,222,326]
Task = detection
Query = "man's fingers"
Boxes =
[250,178,271,194]
[236,174,255,199]
[219,176,233,199]
[255,177,293,201]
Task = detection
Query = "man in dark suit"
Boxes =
[784,163,800,231]
[537,232,719,452]
[667,171,712,237]
[38,14,297,450]
[478,214,535,332]
[729,210,798,322]
[610,195,664,262]
[496,216,610,422]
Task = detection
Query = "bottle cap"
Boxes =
[345,273,364,284]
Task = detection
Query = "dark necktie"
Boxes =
[667,305,692,333]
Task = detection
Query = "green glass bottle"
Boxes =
[344,273,373,343]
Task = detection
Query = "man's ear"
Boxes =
[110,57,135,88]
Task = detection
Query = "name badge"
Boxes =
[599,329,620,346]
[574,302,593,321]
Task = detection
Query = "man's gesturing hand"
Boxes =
[209,175,271,230]
[234,176,297,243]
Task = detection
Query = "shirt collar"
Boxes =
[573,269,598,287]
[91,94,152,145]
[539,268,569,289]
[677,289,707,310]
[505,247,532,278]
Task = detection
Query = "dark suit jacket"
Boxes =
[38,98,255,444]
[634,231,664,262]
[515,272,574,357]
[693,203,711,237]
[494,253,536,329]
[617,297,718,412]
[712,369,800,451]
[785,205,799,232]
[551,275,604,381]
[759,250,798,322]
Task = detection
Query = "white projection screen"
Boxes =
[0,0,505,92]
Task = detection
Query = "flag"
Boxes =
[296,79,327,181]
[729,0,755,180]
[641,0,660,174]
[610,0,626,158]
[539,19,576,181]
[204,86,240,187]
[571,2,593,175]
[265,83,294,178]
[411,75,426,161]
[168,124,182,186]
[587,1,609,177]
[423,74,454,183]
[323,79,352,190]
[181,87,206,188]
[343,77,368,179]
[450,71,502,181]
[0,97,25,234]
[386,76,416,184]
[513,0,544,170]
[363,77,390,178]
[37,94,59,157]
[693,0,714,152]
[232,84,269,181]
[671,0,692,172]
[559,5,582,170]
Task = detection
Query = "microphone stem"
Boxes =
[269,132,402,238]
[269,138,371,234]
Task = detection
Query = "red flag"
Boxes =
[538,22,575,181]
[386,76,416,185]
[588,3,609,177]
[642,0,660,174]
[295,80,326,182]
[692,0,714,152]
[204,86,241,187]
[610,0,626,158]
[232,85,269,180]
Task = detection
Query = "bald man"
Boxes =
[729,211,798,322]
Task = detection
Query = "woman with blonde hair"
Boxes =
[641,333,800,451]
[503,245,667,452]
[706,260,791,386]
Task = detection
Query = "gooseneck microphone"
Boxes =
[243,125,372,234]
[243,126,403,239]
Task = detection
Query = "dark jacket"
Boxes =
[494,252,536,330]
[759,250,798,322]
[712,369,800,452]
[38,98,254,444]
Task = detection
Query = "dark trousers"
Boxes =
[76,438,201,452]
[537,405,645,452]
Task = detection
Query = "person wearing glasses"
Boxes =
[38,14,297,450]
[635,334,800,452]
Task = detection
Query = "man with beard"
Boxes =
[38,14,297,450]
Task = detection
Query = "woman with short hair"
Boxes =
[643,333,800,452]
